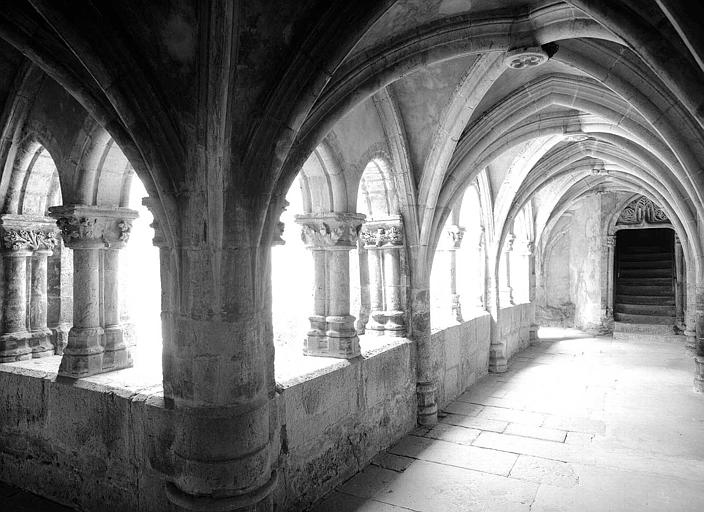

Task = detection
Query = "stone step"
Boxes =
[613,322,677,335]
[613,312,675,325]
[619,259,673,269]
[616,277,672,286]
[614,303,675,315]
[615,294,675,305]
[613,331,684,343]
[620,251,672,261]
[616,284,673,295]
[619,268,673,278]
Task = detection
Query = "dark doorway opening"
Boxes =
[614,229,674,324]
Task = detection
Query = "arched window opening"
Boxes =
[356,158,405,338]
[271,174,313,366]
[457,184,485,317]
[124,174,162,375]
[430,215,462,331]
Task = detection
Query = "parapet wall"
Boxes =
[0,305,534,511]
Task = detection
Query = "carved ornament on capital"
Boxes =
[446,225,466,249]
[0,215,59,253]
[605,235,616,248]
[503,233,515,253]
[296,212,365,249]
[361,216,404,248]
[49,205,139,249]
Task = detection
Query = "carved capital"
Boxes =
[503,233,515,253]
[605,235,616,248]
[361,216,404,248]
[446,225,466,249]
[295,212,365,249]
[0,214,59,253]
[49,205,139,250]
[271,198,289,247]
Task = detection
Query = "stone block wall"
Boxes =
[0,340,417,512]
[500,303,533,361]
[430,312,491,410]
[275,339,416,510]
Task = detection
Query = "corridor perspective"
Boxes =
[1,2,704,511]
[314,328,704,512]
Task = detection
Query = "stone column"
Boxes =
[49,205,138,377]
[296,212,365,358]
[411,281,437,426]
[523,241,539,345]
[674,235,684,330]
[47,240,73,354]
[487,273,507,373]
[29,249,55,357]
[471,228,486,310]
[0,216,59,362]
[604,235,616,325]
[499,234,515,307]
[360,216,406,336]
[447,225,465,322]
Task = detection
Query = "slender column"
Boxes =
[499,234,515,307]
[524,241,539,345]
[50,205,138,377]
[487,274,507,372]
[604,235,616,325]
[29,249,54,357]
[356,244,370,334]
[47,240,73,354]
[0,216,58,362]
[447,225,465,322]
[0,250,32,361]
[364,238,385,335]
[296,212,365,358]
[674,235,684,330]
[472,228,486,310]
[361,217,406,336]
[411,280,436,426]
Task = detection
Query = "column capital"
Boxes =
[360,215,404,248]
[0,214,59,253]
[503,233,515,253]
[605,234,616,247]
[674,233,681,246]
[446,224,466,249]
[271,199,289,247]
[142,197,169,248]
[516,239,534,256]
[295,212,365,249]
[49,205,139,250]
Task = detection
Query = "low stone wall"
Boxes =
[275,339,416,510]
[430,311,491,410]
[500,302,533,361]
[0,339,416,512]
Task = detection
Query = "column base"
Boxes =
[685,331,697,351]
[416,381,438,426]
[58,327,104,378]
[102,326,133,371]
[489,344,508,373]
[165,471,277,511]
[695,357,704,393]
[0,331,33,362]
[383,310,406,337]
[50,324,71,355]
[29,329,54,358]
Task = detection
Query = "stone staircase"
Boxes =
[613,242,679,341]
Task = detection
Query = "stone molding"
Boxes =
[361,216,404,248]
[616,196,669,226]
[49,205,139,249]
[295,212,365,249]
[605,234,616,247]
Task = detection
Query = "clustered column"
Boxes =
[0,215,58,362]
[49,205,138,377]
[523,241,539,344]
[499,234,515,306]
[360,216,406,336]
[295,212,365,358]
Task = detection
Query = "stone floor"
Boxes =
[311,328,704,512]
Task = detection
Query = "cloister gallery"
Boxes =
[1,1,704,511]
